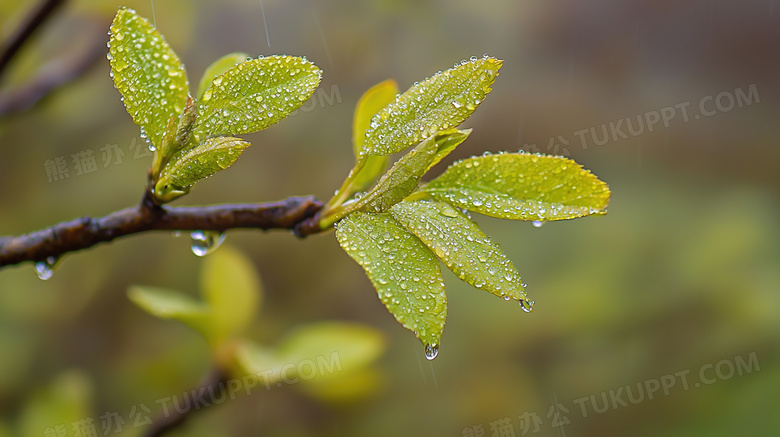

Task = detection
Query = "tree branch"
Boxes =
[0,0,69,82]
[142,367,230,437]
[0,195,324,269]
[0,26,104,117]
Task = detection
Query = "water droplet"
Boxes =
[34,256,57,280]
[190,231,226,256]
[424,343,439,360]
[519,299,534,313]
[532,220,544,228]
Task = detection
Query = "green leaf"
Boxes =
[201,245,261,344]
[426,127,473,172]
[336,212,446,347]
[234,340,285,385]
[108,7,189,151]
[356,129,471,213]
[18,371,92,437]
[322,129,471,228]
[351,79,399,190]
[362,55,501,156]
[127,285,211,337]
[390,200,530,305]
[154,136,250,203]
[276,322,386,376]
[235,323,385,390]
[197,52,249,99]
[423,152,611,221]
[193,55,321,140]
[298,367,383,403]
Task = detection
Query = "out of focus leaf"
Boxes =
[0,422,10,437]
[127,285,210,337]
[299,366,383,403]
[108,7,189,151]
[336,213,445,347]
[275,322,385,377]
[201,245,261,344]
[390,200,530,305]
[424,153,611,221]
[193,55,321,140]
[197,52,249,99]
[18,371,92,437]
[234,340,286,385]
[154,136,249,203]
[351,80,399,190]
[362,56,501,156]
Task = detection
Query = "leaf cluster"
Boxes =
[129,246,385,401]
[108,8,611,358]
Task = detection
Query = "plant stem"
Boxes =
[0,195,323,268]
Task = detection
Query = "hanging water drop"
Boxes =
[34,256,57,280]
[532,220,544,228]
[424,343,439,361]
[190,230,226,256]
[519,299,534,313]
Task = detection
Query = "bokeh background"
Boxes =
[1,0,779,436]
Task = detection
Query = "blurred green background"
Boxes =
[1,0,778,436]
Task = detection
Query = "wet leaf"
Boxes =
[154,96,197,174]
[424,153,611,221]
[193,55,321,140]
[201,245,262,344]
[351,79,399,190]
[127,285,210,336]
[197,52,249,99]
[108,7,189,151]
[336,212,446,347]
[390,200,528,302]
[354,129,471,214]
[363,56,501,156]
[154,136,249,202]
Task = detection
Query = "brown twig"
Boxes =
[0,194,324,268]
[142,367,230,437]
[0,30,104,116]
[0,0,69,82]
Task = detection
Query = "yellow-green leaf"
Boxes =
[275,322,386,377]
[336,212,446,347]
[356,129,471,213]
[154,136,250,203]
[299,366,383,403]
[363,56,501,156]
[193,55,321,139]
[234,340,285,386]
[18,371,92,437]
[351,80,399,190]
[424,153,611,222]
[127,285,210,337]
[201,245,261,344]
[390,200,531,306]
[197,52,249,99]
[108,7,189,151]
[322,129,471,228]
